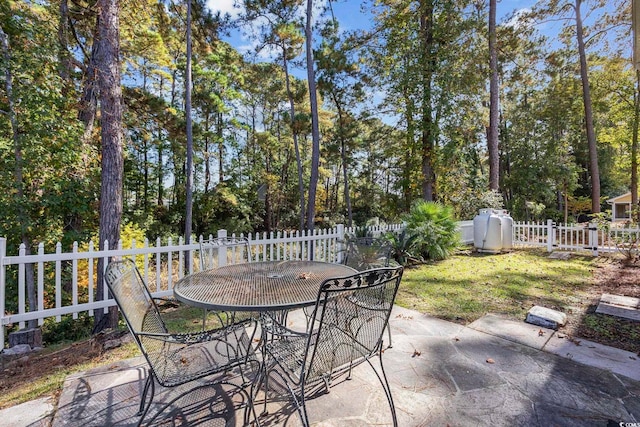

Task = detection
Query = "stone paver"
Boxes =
[4,307,640,426]
[468,313,553,350]
[543,332,640,382]
[0,397,53,427]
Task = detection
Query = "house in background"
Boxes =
[607,192,637,221]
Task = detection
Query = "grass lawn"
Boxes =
[396,248,594,323]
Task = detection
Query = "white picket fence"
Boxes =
[513,220,640,255]
[2,219,636,348]
[0,223,406,347]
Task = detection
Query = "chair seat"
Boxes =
[264,325,371,387]
[143,322,255,388]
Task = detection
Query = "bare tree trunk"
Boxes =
[575,0,600,213]
[218,112,224,183]
[95,0,124,332]
[488,0,499,191]
[282,45,306,231]
[184,0,194,257]
[420,0,436,201]
[204,115,211,192]
[78,32,99,142]
[633,70,639,220]
[305,0,321,232]
[58,0,72,96]
[331,95,353,228]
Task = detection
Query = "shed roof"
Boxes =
[607,192,633,204]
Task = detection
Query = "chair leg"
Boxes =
[202,308,207,330]
[137,373,152,416]
[386,323,393,348]
[374,354,398,427]
[136,373,155,427]
[297,384,311,427]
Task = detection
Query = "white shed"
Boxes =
[607,192,636,221]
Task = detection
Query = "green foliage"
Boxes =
[193,184,254,236]
[42,314,93,346]
[383,230,421,266]
[405,201,460,261]
[453,189,504,220]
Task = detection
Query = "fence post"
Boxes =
[546,220,555,252]
[0,238,6,348]
[217,229,228,266]
[589,222,599,257]
[336,224,345,263]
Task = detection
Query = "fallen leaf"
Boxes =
[453,337,460,342]
[412,349,421,357]
[538,329,545,337]
[486,358,495,364]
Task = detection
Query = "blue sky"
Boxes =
[204,0,549,64]
[205,0,542,35]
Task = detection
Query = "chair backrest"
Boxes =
[105,258,167,337]
[304,266,403,382]
[343,237,392,271]
[199,237,252,271]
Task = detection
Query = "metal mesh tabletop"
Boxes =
[173,261,357,311]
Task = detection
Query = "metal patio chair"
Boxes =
[199,236,252,271]
[105,258,260,427]
[259,266,403,427]
[341,236,396,347]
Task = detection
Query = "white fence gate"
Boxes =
[513,220,640,255]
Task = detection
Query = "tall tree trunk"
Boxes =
[95,0,124,332]
[403,84,415,210]
[420,0,436,201]
[143,140,149,210]
[158,129,164,206]
[184,0,194,253]
[488,0,499,191]
[633,70,639,220]
[575,0,600,213]
[332,96,352,227]
[305,0,321,232]
[204,114,211,193]
[78,24,99,143]
[157,76,165,206]
[58,0,72,96]
[282,45,306,231]
[217,112,224,183]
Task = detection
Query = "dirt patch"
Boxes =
[0,330,130,409]
[560,257,640,355]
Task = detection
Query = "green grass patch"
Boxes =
[397,248,594,323]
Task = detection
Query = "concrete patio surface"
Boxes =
[2,305,639,426]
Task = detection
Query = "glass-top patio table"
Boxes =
[173,260,357,312]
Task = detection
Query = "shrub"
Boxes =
[406,201,460,261]
[42,314,93,345]
[384,230,421,266]
[456,189,504,220]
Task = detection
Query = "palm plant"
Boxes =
[384,230,421,266]
[406,201,460,261]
